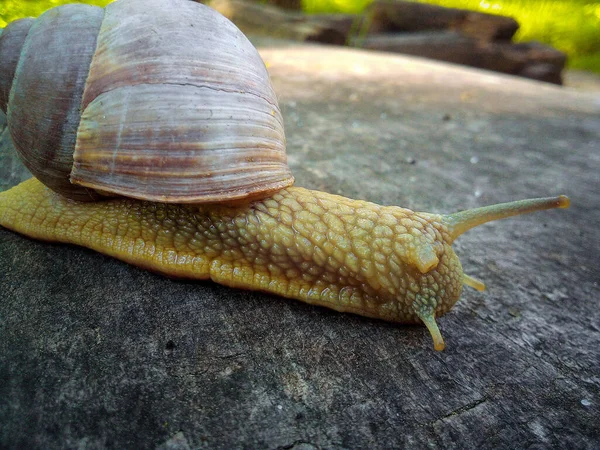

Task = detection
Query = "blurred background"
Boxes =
[305,0,600,73]
[1,0,599,78]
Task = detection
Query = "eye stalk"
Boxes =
[446,194,570,298]
[463,274,486,292]
[412,195,571,351]
[444,195,570,242]
[413,292,447,351]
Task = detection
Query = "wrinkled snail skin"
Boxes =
[0,178,570,351]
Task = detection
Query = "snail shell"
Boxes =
[0,0,293,202]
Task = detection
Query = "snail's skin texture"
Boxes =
[0,178,570,351]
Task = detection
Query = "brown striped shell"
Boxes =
[0,0,293,203]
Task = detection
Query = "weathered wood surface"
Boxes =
[1,44,599,449]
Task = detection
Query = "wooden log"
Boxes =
[354,31,566,84]
[354,31,481,66]
[460,9,520,41]
[2,44,599,449]
[364,0,519,42]
[512,42,568,84]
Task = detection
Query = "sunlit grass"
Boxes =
[0,0,113,27]
[303,0,373,13]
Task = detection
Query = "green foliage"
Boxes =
[303,0,373,13]
[0,0,112,27]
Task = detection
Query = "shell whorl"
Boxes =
[0,18,34,114]
[0,0,293,203]
[4,4,104,201]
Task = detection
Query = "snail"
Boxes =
[0,0,570,351]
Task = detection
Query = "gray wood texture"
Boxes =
[1,43,599,449]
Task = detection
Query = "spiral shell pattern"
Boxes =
[0,0,292,202]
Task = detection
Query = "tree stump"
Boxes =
[1,42,598,449]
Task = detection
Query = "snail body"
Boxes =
[0,0,570,351]
[0,179,569,351]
